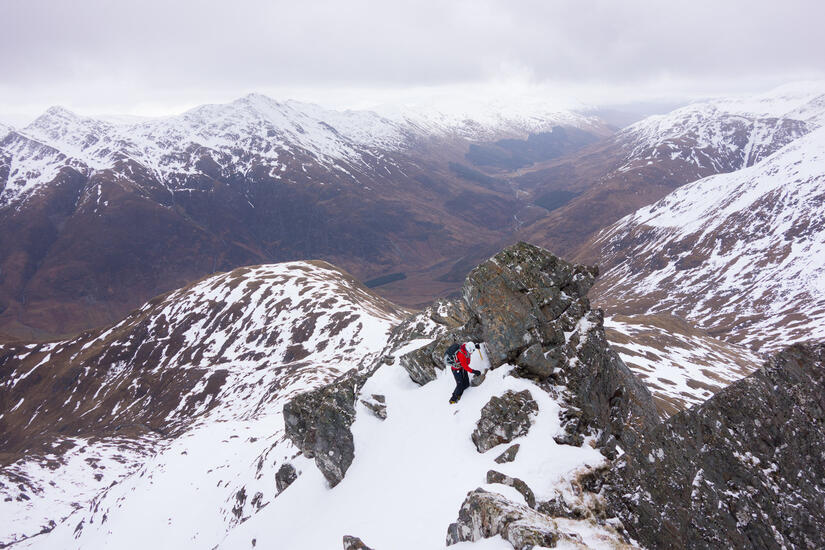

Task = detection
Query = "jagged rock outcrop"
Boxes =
[342,535,375,550]
[275,463,298,493]
[472,390,538,453]
[486,470,536,508]
[283,370,368,487]
[494,444,520,464]
[360,394,387,420]
[463,243,659,450]
[399,243,657,455]
[562,308,660,450]
[446,489,562,549]
[396,299,477,385]
[602,342,825,550]
[464,242,598,367]
[286,242,658,489]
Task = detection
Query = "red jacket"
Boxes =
[453,344,473,373]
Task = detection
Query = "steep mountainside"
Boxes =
[0,261,404,546]
[603,342,825,549]
[517,83,825,256]
[605,314,759,417]
[0,95,604,341]
[583,125,825,353]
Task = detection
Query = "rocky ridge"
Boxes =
[5,240,825,549]
[280,242,658,547]
[601,342,825,549]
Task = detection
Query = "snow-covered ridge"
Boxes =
[616,82,825,174]
[0,93,597,205]
[0,261,405,546]
[593,124,825,352]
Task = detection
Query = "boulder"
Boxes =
[472,390,538,453]
[275,463,297,493]
[445,489,561,549]
[494,444,520,464]
[486,470,536,508]
[536,492,577,519]
[398,341,441,386]
[342,535,375,550]
[360,394,387,420]
[462,242,597,367]
[283,370,367,487]
[603,342,825,550]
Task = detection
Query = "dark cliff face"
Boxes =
[602,342,825,550]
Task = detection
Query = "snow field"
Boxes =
[220,346,613,550]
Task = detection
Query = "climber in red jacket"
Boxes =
[445,341,482,404]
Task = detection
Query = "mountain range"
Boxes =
[2,82,825,549]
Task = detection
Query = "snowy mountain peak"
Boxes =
[0,92,601,206]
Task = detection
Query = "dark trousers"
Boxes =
[450,368,470,401]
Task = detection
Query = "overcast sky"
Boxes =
[1,0,824,124]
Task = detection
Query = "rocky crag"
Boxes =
[399,242,660,452]
[283,242,825,550]
[601,342,825,549]
[283,242,659,547]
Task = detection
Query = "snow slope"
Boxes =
[592,125,825,353]
[218,356,623,550]
[0,261,404,546]
[28,340,624,550]
[605,315,759,417]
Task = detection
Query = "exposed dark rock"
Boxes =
[561,308,660,449]
[469,369,486,387]
[342,535,375,550]
[486,470,536,508]
[445,489,561,549]
[360,394,387,420]
[472,390,538,453]
[494,444,520,464]
[394,298,477,386]
[536,492,577,519]
[283,369,368,487]
[460,242,659,450]
[603,342,825,550]
[462,241,598,367]
[398,341,441,386]
[275,463,297,493]
[517,343,564,377]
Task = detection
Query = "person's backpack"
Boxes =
[444,343,461,369]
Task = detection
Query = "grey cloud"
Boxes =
[1,0,823,116]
